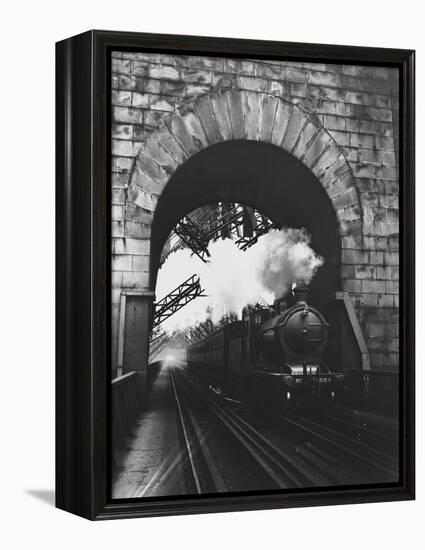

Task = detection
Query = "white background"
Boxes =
[0,1,422,548]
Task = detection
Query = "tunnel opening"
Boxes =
[150,140,341,306]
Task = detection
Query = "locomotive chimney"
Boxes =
[293,284,309,304]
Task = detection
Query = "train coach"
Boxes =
[186,285,345,411]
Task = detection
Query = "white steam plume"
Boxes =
[155,228,323,334]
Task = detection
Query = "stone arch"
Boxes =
[126,89,362,276]
[116,89,366,378]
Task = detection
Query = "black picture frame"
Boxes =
[56,30,415,520]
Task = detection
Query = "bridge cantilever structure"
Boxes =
[152,274,206,329]
[160,203,276,266]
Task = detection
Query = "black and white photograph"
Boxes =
[110,50,402,500]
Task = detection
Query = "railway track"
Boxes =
[278,413,398,480]
[134,364,399,497]
[170,366,328,493]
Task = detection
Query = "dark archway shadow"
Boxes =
[150,140,341,307]
[25,489,55,507]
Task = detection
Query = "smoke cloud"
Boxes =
[155,227,323,334]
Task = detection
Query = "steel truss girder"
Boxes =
[152,274,205,329]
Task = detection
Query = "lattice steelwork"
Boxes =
[160,202,276,266]
[152,274,205,329]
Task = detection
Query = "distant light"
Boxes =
[166,354,175,362]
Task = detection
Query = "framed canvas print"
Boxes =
[56,30,415,520]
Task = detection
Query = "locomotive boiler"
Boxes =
[186,285,345,411]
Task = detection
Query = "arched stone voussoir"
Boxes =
[135,150,171,187]
[311,139,344,181]
[270,98,293,147]
[281,106,310,153]
[127,183,159,213]
[195,95,222,145]
[178,100,210,150]
[291,118,321,160]
[331,186,360,211]
[210,92,233,141]
[143,136,179,175]
[165,113,203,158]
[257,93,279,143]
[155,124,189,166]
[128,88,361,240]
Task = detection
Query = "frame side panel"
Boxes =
[56,32,94,519]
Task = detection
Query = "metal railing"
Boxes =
[344,370,399,417]
[111,363,162,463]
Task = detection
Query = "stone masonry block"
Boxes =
[136,151,170,184]
[113,237,150,256]
[227,91,246,140]
[312,141,341,180]
[166,114,202,157]
[160,80,186,96]
[112,139,139,158]
[378,294,394,308]
[341,234,363,249]
[196,96,222,144]
[339,218,363,237]
[148,64,180,80]
[337,204,362,223]
[131,169,161,195]
[178,103,209,149]
[258,94,278,143]
[144,138,179,174]
[331,187,359,210]
[343,279,362,293]
[131,188,158,212]
[122,271,150,288]
[292,120,320,159]
[210,93,233,141]
[355,265,376,279]
[342,249,369,264]
[236,76,268,92]
[271,101,296,147]
[185,83,211,96]
[112,90,132,106]
[308,70,340,87]
[112,254,132,271]
[182,68,213,84]
[302,129,332,169]
[131,61,148,76]
[284,66,309,83]
[150,97,175,112]
[157,127,188,165]
[111,221,125,237]
[325,174,355,203]
[125,204,153,224]
[268,80,292,97]
[281,107,308,152]
[112,58,131,75]
[132,255,151,272]
[324,115,345,131]
[112,124,133,140]
[243,91,263,141]
[125,221,151,240]
[113,106,143,124]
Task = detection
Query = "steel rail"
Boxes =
[279,414,398,477]
[175,368,317,488]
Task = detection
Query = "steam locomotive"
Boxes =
[186,285,345,410]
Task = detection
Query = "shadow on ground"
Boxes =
[26,489,55,507]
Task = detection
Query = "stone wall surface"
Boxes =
[110,51,399,373]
